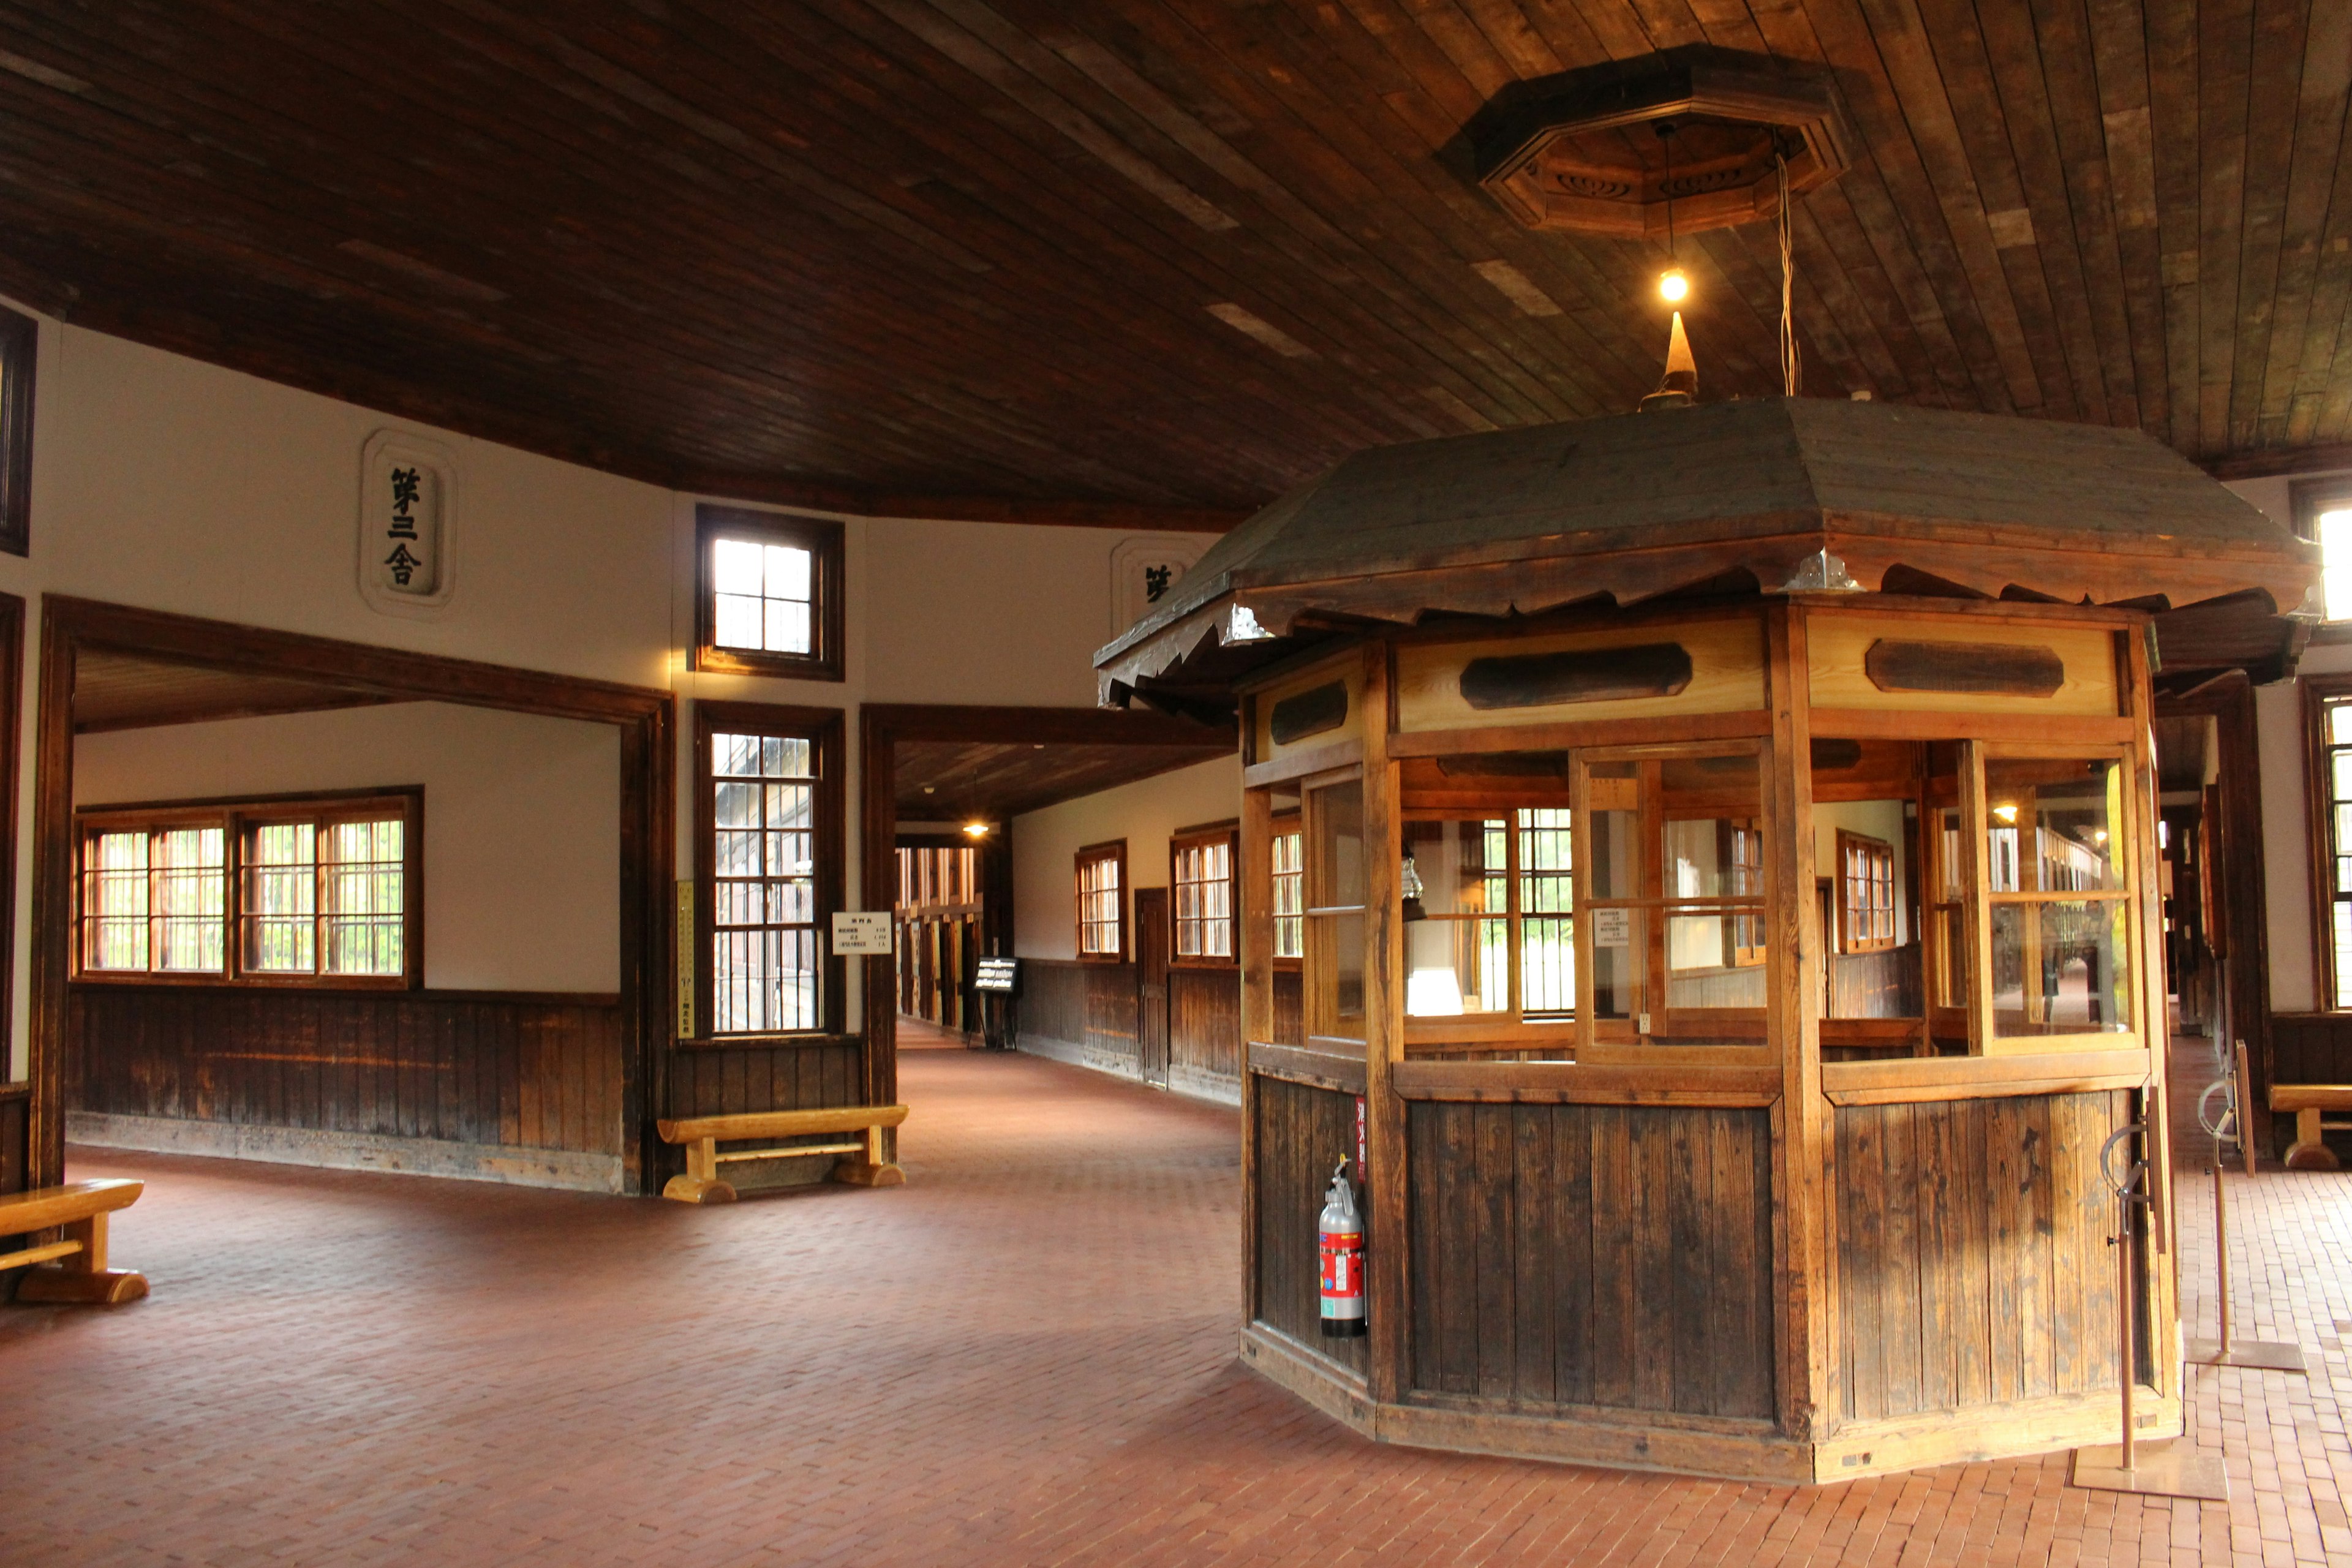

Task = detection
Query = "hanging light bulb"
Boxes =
[1659,266,1689,304]
[1654,120,1688,307]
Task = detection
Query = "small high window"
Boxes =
[1076,842,1125,960]
[1171,825,1237,963]
[1838,831,1897,954]
[1270,819,1303,961]
[693,505,844,681]
[76,792,418,986]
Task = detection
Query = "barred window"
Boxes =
[77,793,417,986]
[710,731,819,1033]
[1172,827,1235,962]
[1271,824,1303,961]
[695,507,843,682]
[1077,842,1124,959]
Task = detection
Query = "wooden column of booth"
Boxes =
[1234,597,2177,1483]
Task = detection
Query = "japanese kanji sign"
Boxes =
[359,430,458,616]
[1109,535,1204,636]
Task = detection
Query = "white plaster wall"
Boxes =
[0,296,1224,1078]
[1011,755,1243,961]
[74,703,620,994]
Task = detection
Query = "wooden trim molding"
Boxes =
[691,505,845,682]
[0,304,33,559]
[2301,673,2352,1015]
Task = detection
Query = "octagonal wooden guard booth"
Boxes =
[1097,398,2319,1484]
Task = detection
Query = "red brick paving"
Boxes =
[1,1039,2346,1566]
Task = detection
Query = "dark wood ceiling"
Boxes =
[896,737,1232,822]
[73,647,400,733]
[0,2,2345,521]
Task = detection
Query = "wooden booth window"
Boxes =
[1270,816,1303,962]
[1170,824,1237,963]
[1303,776,1366,1042]
[1574,747,1768,1056]
[696,703,843,1038]
[693,505,845,682]
[2307,678,2352,1010]
[1400,809,1576,1033]
[77,791,419,986]
[1076,840,1125,960]
[1980,752,2135,1039]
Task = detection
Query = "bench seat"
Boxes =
[1,1178,146,1304]
[2269,1084,2352,1170]
[655,1105,908,1203]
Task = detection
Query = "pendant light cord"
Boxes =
[1777,151,1800,397]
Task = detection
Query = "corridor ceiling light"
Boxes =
[1659,266,1689,304]
[963,821,992,837]
[1992,802,2018,824]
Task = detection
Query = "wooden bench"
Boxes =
[656,1106,907,1203]
[0,1178,148,1304]
[2269,1084,2352,1170]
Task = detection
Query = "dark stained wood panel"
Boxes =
[1833,1091,2138,1422]
[0,1,2341,523]
[74,647,403,733]
[1403,1100,1775,1419]
[1169,965,1240,1082]
[1017,956,1141,1069]
[1251,1071,1366,1373]
[67,983,624,1154]
[667,1039,864,1121]
[897,736,1231,821]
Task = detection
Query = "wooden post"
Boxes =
[1238,763,1275,1325]
[1958,741,1993,1054]
[1763,602,1828,1445]
[1360,640,1408,1407]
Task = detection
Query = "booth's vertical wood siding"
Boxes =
[1833,1090,2133,1422]
[1252,1072,1366,1374]
[1270,970,1303,1046]
[68,984,624,1155]
[1403,1102,1776,1419]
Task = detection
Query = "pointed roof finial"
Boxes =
[1640,311,1697,412]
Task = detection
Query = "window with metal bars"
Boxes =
[76,792,418,986]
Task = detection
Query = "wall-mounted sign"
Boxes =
[359,429,458,617]
[1593,907,1632,948]
[974,956,1019,993]
[1109,534,1205,636]
[831,910,894,956]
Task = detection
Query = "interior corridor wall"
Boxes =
[74,702,620,994]
[1011,755,1242,962]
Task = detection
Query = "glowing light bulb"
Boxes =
[963,821,991,838]
[1659,266,1689,304]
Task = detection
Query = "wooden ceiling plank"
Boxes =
[2080,0,2173,439]
[1849,0,2056,414]
[2188,0,2255,455]
[2251,0,2352,442]
[2141,0,2206,454]
[1452,0,1578,78]
[2225,0,2318,448]
[1759,0,1994,409]
[1956,0,2115,424]
[2023,0,2148,430]
[1786,197,1923,398]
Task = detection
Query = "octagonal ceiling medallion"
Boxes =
[1473,50,1853,240]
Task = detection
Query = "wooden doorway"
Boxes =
[1135,887,1169,1089]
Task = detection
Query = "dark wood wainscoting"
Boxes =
[668,1039,864,1119]
[1268,970,1303,1047]
[1170,967,1240,1083]
[1251,1072,1366,1374]
[1829,946,1922,1019]
[0,1087,24,1198]
[1020,957,1139,1071]
[2270,1014,2352,1087]
[68,983,623,1155]
[1403,1101,1776,1420]
[1832,1091,2139,1423]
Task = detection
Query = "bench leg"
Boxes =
[15,1213,147,1305]
[660,1136,738,1204]
[2283,1107,2342,1171]
[834,1122,904,1188]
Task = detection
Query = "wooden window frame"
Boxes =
[72,787,423,990]
[1399,807,1578,1044]
[0,303,33,558]
[1075,839,1126,963]
[1169,820,1238,969]
[1837,829,1898,955]
[2304,674,2352,1011]
[692,699,846,1042]
[1269,812,1304,969]
[692,505,845,682]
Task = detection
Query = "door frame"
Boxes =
[1134,886,1170,1088]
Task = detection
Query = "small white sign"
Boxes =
[831,911,895,956]
[1594,907,1632,948]
[358,429,458,617]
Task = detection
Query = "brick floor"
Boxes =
[2,1040,2348,1566]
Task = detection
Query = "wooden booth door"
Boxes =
[1135,888,1170,1089]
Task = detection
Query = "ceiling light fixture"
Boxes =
[1656,121,1687,306]
[963,821,992,838]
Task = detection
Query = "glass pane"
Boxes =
[764,599,811,655]
[1402,819,1503,917]
[1822,803,1920,1018]
[1931,905,1969,1010]
[713,593,763,650]
[1329,910,1365,1028]
[1985,758,2122,892]
[1587,761,1639,899]
[714,733,763,778]
[1519,807,1575,1015]
[244,821,317,973]
[1665,908,1770,1006]
[2332,699,2352,746]
[2339,902,2352,1009]
[1663,817,1765,899]
[1311,782,1364,909]
[713,537,765,595]
[87,829,149,971]
[153,827,225,973]
[322,817,405,975]
[767,543,812,601]
[1403,915,1507,1016]
[2322,509,2352,622]
[2332,748,2352,802]
[1589,902,1642,1020]
[1990,900,2131,1035]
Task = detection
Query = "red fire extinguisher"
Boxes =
[1319,1158,1365,1338]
